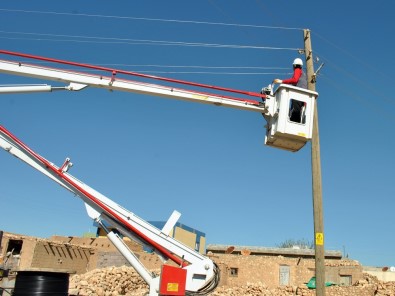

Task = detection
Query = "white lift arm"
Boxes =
[0,50,267,114]
[0,125,219,295]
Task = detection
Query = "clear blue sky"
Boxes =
[0,1,394,268]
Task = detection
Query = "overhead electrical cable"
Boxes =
[0,7,300,76]
[207,0,263,44]
[0,57,287,70]
[316,53,395,107]
[321,75,395,122]
[0,30,300,51]
[0,8,303,31]
[313,31,389,81]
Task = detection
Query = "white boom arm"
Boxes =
[0,125,219,295]
[0,54,267,114]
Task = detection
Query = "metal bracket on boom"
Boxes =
[109,71,117,86]
[59,158,73,173]
[66,82,88,91]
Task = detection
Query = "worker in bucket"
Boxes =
[273,58,308,123]
[272,58,307,89]
[260,58,307,98]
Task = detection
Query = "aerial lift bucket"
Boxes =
[264,84,318,152]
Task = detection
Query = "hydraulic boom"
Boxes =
[0,49,267,114]
[0,124,220,295]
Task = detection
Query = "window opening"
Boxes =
[340,275,352,286]
[229,267,238,277]
[6,239,23,255]
[289,99,306,124]
[279,265,290,286]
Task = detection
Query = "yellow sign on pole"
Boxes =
[315,232,324,246]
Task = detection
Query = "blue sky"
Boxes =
[0,1,394,268]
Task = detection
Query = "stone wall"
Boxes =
[210,253,363,288]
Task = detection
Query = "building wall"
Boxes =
[51,235,168,271]
[30,241,93,274]
[124,221,206,254]
[199,236,206,254]
[174,226,197,250]
[210,253,363,289]
[1,232,365,291]
[96,251,163,270]
[1,233,38,271]
[326,264,364,285]
[50,235,142,252]
[363,266,395,282]
[0,233,94,274]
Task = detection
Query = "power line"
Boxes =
[0,59,289,76]
[312,35,395,108]
[0,30,300,51]
[0,57,288,71]
[313,31,389,81]
[0,7,300,76]
[0,8,303,31]
[207,0,264,46]
[321,75,395,122]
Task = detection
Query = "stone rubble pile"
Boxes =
[68,266,151,296]
[210,282,377,296]
[359,273,395,296]
[69,266,395,296]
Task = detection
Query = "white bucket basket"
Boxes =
[264,84,318,152]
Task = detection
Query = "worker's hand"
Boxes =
[273,79,283,84]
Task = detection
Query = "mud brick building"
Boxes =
[207,244,363,288]
[0,230,368,295]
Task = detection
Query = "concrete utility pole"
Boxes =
[303,29,326,296]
